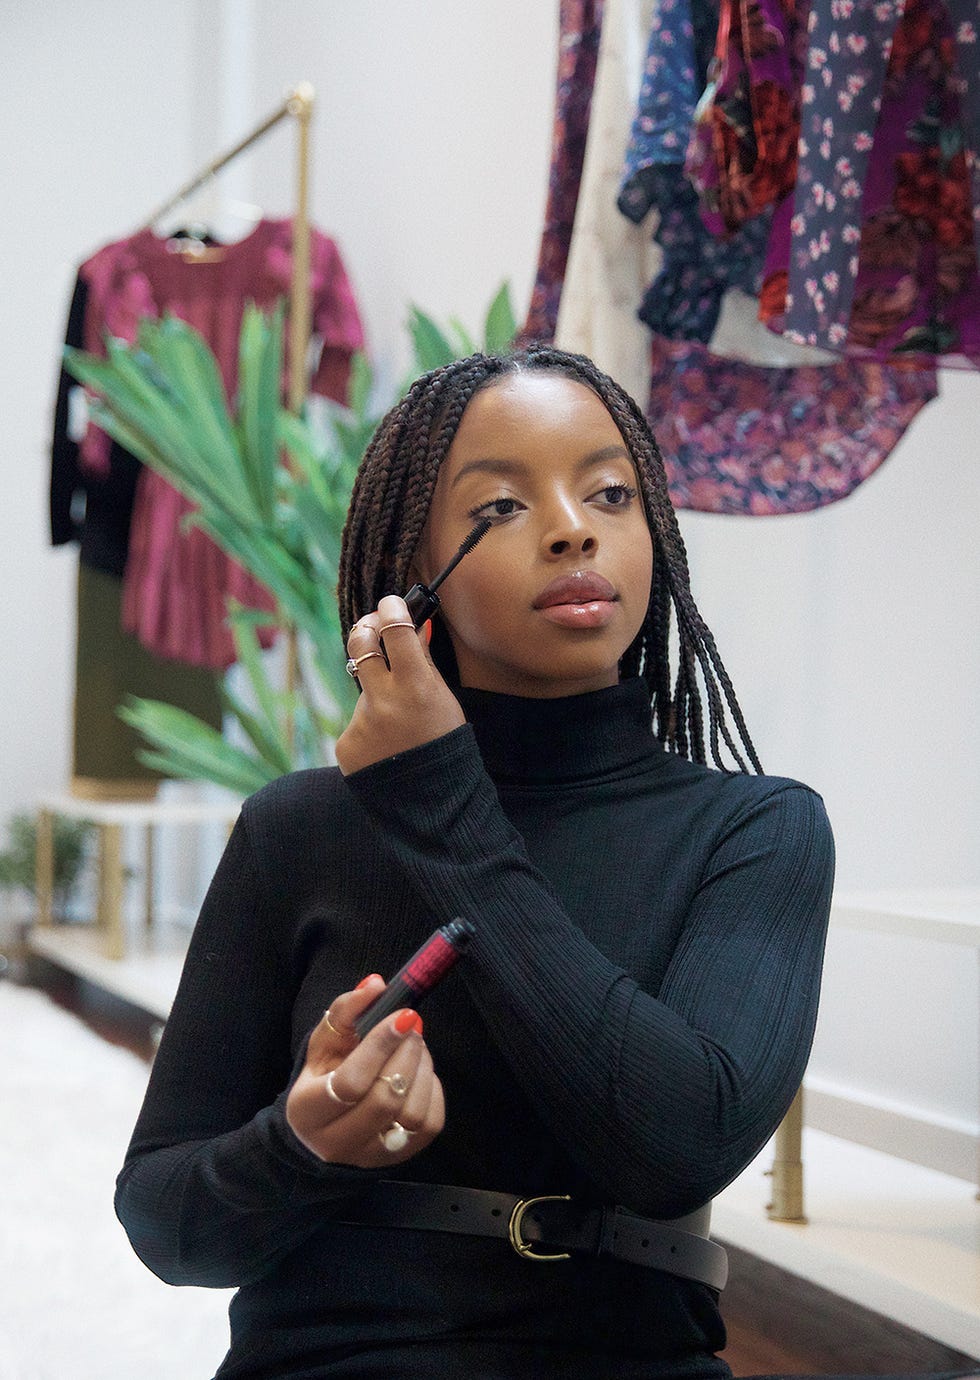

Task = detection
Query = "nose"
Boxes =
[542,494,597,558]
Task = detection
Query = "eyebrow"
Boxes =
[450,444,631,489]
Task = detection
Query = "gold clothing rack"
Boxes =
[140,81,315,415]
[76,83,317,801]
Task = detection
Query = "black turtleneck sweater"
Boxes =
[115,680,834,1379]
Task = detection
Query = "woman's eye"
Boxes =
[593,483,638,507]
[469,497,522,522]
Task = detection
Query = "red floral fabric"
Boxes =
[760,0,980,363]
[685,0,804,235]
[78,219,364,668]
[647,333,938,515]
[520,0,604,343]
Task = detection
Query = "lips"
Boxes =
[532,572,617,609]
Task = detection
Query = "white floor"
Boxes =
[714,1130,980,1359]
[0,980,233,1380]
[23,921,980,1369]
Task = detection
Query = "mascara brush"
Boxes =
[404,516,492,628]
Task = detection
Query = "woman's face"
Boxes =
[417,372,654,698]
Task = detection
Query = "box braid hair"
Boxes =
[338,344,761,774]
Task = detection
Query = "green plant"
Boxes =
[63,286,517,794]
[0,814,93,915]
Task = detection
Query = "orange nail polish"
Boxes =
[356,973,383,990]
[423,619,433,645]
[394,1008,421,1034]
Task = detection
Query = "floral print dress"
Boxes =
[757,0,980,363]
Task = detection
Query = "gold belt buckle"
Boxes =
[507,1193,572,1261]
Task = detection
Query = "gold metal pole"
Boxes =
[35,809,54,928]
[287,81,314,416]
[101,823,125,961]
[766,1086,808,1222]
[144,824,155,932]
[141,92,297,230]
[285,82,315,710]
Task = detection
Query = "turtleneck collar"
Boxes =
[456,677,667,788]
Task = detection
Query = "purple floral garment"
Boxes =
[771,0,980,362]
[953,1,980,261]
[646,333,938,515]
[520,0,604,344]
[685,0,803,237]
[618,0,769,343]
[620,0,701,186]
[621,163,771,340]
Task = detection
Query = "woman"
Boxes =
[116,345,835,1378]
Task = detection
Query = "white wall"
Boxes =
[0,0,210,826]
[1,4,976,1169]
[677,369,980,1175]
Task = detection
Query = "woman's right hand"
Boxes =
[285,975,445,1169]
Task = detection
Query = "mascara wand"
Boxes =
[404,516,492,628]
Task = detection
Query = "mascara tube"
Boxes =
[403,517,492,628]
[353,918,476,1036]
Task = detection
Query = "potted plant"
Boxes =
[0,813,94,924]
[63,288,517,794]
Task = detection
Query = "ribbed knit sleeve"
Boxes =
[114,812,377,1288]
[345,726,834,1219]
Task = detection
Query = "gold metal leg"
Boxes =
[766,1086,808,1222]
[35,809,54,927]
[144,825,155,932]
[101,822,125,960]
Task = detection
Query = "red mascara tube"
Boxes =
[353,918,476,1036]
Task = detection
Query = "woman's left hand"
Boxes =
[335,595,466,776]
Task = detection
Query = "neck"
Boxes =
[457,678,667,787]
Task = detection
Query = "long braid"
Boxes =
[338,346,762,774]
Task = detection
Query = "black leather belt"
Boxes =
[335,1180,728,1292]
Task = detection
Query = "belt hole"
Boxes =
[641,1238,650,1248]
[670,1244,677,1254]
[450,1203,460,1213]
[491,1208,501,1217]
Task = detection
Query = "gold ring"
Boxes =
[376,1072,409,1097]
[350,649,386,671]
[325,1070,358,1107]
[324,1009,353,1038]
[378,620,417,637]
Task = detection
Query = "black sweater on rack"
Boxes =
[115,679,834,1379]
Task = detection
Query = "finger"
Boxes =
[346,614,389,670]
[376,594,422,649]
[324,1004,425,1098]
[378,1040,434,1134]
[376,595,428,673]
[327,973,387,1034]
[347,614,381,647]
[423,1067,446,1137]
[372,1070,445,1168]
[322,1009,424,1106]
[305,974,386,1068]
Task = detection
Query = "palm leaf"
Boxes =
[237,303,283,522]
[67,286,515,793]
[119,699,276,795]
[483,281,517,354]
[406,307,457,371]
[219,682,295,777]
